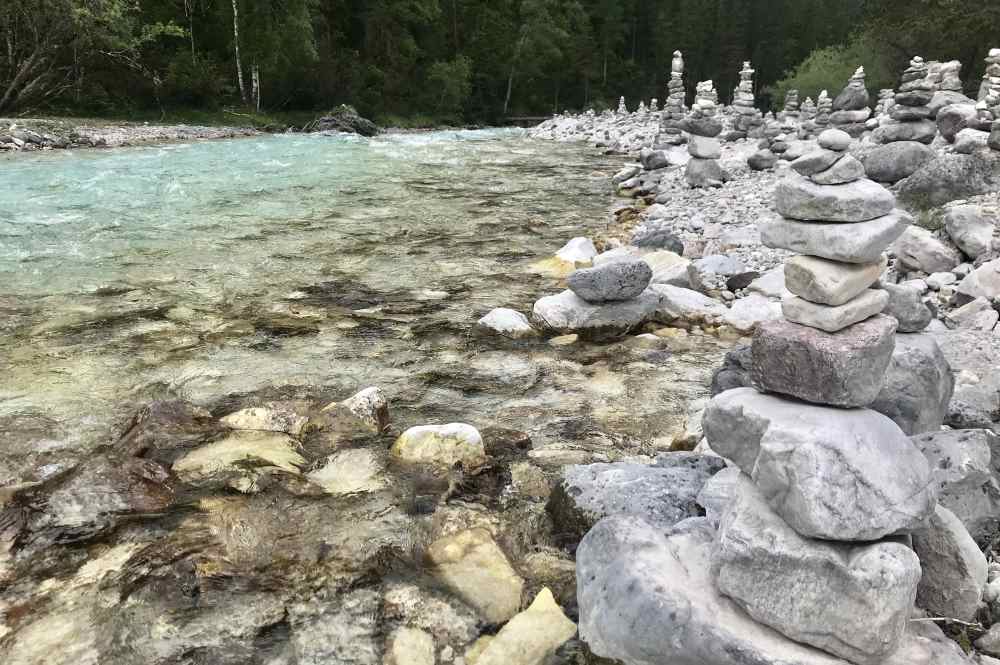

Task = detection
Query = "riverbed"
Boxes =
[0,129,725,663]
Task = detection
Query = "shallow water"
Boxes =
[0,130,726,663]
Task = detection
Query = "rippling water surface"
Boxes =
[0,129,731,664]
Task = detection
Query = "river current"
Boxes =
[0,129,724,663]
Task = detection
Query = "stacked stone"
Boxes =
[874,56,937,145]
[747,116,782,170]
[797,96,816,137]
[874,88,896,123]
[617,96,628,115]
[780,89,800,124]
[830,67,871,137]
[814,90,833,131]
[650,98,659,113]
[657,50,687,146]
[731,61,763,139]
[682,81,726,188]
[637,100,648,116]
[704,127,944,664]
[978,48,1000,102]
[936,60,963,92]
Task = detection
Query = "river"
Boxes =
[0,129,723,663]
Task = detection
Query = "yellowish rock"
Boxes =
[474,588,577,665]
[464,635,494,665]
[548,334,579,347]
[384,627,434,665]
[221,404,309,436]
[172,431,305,485]
[307,448,387,495]
[331,386,390,433]
[427,528,524,624]
[391,423,486,472]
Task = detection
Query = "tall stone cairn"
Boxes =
[830,66,871,137]
[814,89,833,130]
[873,88,896,123]
[978,48,1000,102]
[874,56,937,145]
[682,81,726,188]
[731,61,763,138]
[617,96,628,115]
[780,89,800,122]
[936,60,963,92]
[658,50,687,146]
[797,96,817,138]
[650,98,659,113]
[705,126,940,663]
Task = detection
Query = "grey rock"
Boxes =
[880,282,933,332]
[819,129,852,151]
[897,150,1000,210]
[652,284,727,325]
[928,91,975,116]
[688,134,721,159]
[685,157,726,188]
[912,504,987,622]
[830,109,871,125]
[884,617,977,665]
[913,429,1000,545]
[782,289,889,333]
[709,344,752,396]
[977,624,1000,658]
[957,258,1000,301]
[678,116,723,137]
[631,226,684,253]
[750,315,898,408]
[870,333,954,435]
[811,154,866,185]
[761,210,912,264]
[790,149,842,176]
[567,259,653,303]
[639,148,670,171]
[895,90,934,106]
[890,104,932,121]
[715,474,921,664]
[873,119,937,145]
[948,297,999,331]
[531,288,660,340]
[937,104,984,142]
[865,141,936,183]
[892,225,964,273]
[748,149,779,171]
[775,174,895,222]
[475,308,539,341]
[945,204,996,259]
[703,387,937,541]
[785,255,886,306]
[577,516,852,665]
[833,86,870,112]
[954,129,991,154]
[546,454,725,544]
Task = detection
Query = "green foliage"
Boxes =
[766,31,896,111]
[427,55,473,116]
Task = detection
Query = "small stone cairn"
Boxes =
[705,127,939,663]
[650,98,659,113]
[873,88,896,126]
[657,50,688,146]
[731,61,763,139]
[797,96,816,138]
[682,81,726,187]
[617,96,628,115]
[780,89,801,124]
[814,89,833,131]
[747,116,782,171]
[830,67,871,137]
[874,56,937,145]
[979,49,1000,149]
[936,60,964,92]
[978,48,1000,102]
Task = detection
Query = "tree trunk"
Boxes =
[251,63,261,112]
[503,32,527,116]
[231,0,247,105]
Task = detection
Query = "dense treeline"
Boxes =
[0,0,998,124]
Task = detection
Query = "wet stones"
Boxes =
[567,258,653,302]
[531,286,660,339]
[390,423,486,472]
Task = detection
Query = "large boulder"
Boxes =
[864,141,936,183]
[944,204,996,259]
[775,174,895,222]
[761,210,911,264]
[891,226,964,273]
[577,516,851,665]
[870,333,954,435]
[872,120,937,145]
[913,429,1000,545]
[567,259,652,303]
[937,104,983,142]
[956,258,1000,302]
[750,315,898,408]
[897,150,1000,210]
[546,454,725,543]
[715,475,920,664]
[531,288,660,339]
[310,104,379,136]
[911,505,987,622]
[702,388,937,541]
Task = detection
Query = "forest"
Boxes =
[1,0,999,125]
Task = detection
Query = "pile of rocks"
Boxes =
[873,88,896,125]
[813,89,833,132]
[797,96,817,137]
[730,61,763,140]
[747,117,787,171]
[830,67,871,137]
[874,56,938,145]
[978,49,1000,103]
[780,89,801,125]
[682,81,727,188]
[657,50,688,147]
[616,96,628,115]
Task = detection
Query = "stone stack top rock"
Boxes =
[567,259,653,303]
[650,98,659,112]
[875,89,896,120]
[815,90,832,129]
[658,50,687,147]
[671,50,684,75]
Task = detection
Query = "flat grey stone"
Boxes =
[811,154,866,185]
[912,504,987,622]
[761,209,912,264]
[577,516,853,665]
[532,288,660,339]
[785,255,886,306]
[818,129,852,151]
[873,119,937,145]
[750,315,898,408]
[776,174,895,222]
[880,282,933,332]
[475,308,538,340]
[687,254,749,293]
[954,128,990,154]
[790,149,841,176]
[716,475,921,664]
[864,141,936,183]
[685,156,726,188]
[567,259,653,303]
[913,429,1000,545]
[687,134,721,159]
[892,225,964,273]
[870,333,954,435]
[782,289,888,333]
[944,204,995,259]
[703,387,937,541]
[652,284,727,325]
[937,103,982,142]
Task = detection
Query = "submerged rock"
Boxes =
[391,423,486,472]
[471,588,576,665]
[172,430,306,491]
[221,403,309,436]
[475,308,538,341]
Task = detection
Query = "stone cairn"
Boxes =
[979,49,1000,149]
[731,61,763,139]
[830,66,871,137]
[797,96,816,138]
[748,116,783,171]
[780,89,800,123]
[650,98,659,113]
[657,50,688,147]
[874,56,937,145]
[935,59,963,93]
[617,96,628,115]
[682,81,726,187]
[873,88,896,125]
[814,89,833,131]
[705,127,939,664]
[978,48,1000,102]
